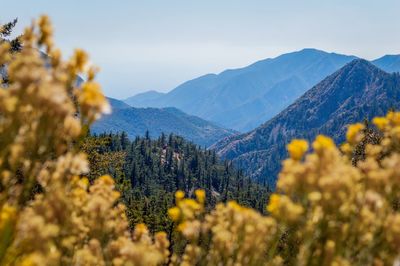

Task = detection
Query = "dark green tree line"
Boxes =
[83,132,272,232]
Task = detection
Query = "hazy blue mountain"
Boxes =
[211,59,400,184]
[107,97,132,109]
[92,97,237,147]
[124,49,357,131]
[372,55,400,73]
[124,90,165,107]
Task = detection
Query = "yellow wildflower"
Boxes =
[71,49,88,72]
[195,189,206,204]
[346,123,364,144]
[267,194,281,214]
[168,207,181,222]
[0,42,11,65]
[287,139,308,160]
[99,175,114,186]
[391,112,400,125]
[175,190,185,201]
[177,222,187,232]
[88,66,99,81]
[182,199,201,210]
[373,117,388,131]
[308,191,322,203]
[313,135,335,153]
[49,48,62,67]
[38,15,53,49]
[325,240,336,255]
[79,177,89,188]
[135,223,148,235]
[340,143,352,154]
[80,82,105,104]
[0,204,17,228]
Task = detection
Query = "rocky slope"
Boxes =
[211,59,400,184]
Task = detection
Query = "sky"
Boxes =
[2,0,400,99]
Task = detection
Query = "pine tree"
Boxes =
[82,132,271,232]
[1,18,22,85]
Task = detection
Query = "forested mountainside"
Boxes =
[81,132,271,232]
[125,49,357,131]
[92,97,237,147]
[212,59,400,184]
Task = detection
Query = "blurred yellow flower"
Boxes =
[71,49,88,72]
[177,221,187,232]
[99,175,114,185]
[175,190,185,201]
[287,139,308,160]
[341,143,352,154]
[195,189,206,204]
[346,123,364,144]
[313,135,335,152]
[168,207,181,222]
[373,117,388,130]
[266,194,281,214]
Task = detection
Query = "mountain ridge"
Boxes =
[92,97,237,147]
[124,50,400,132]
[211,59,400,184]
[372,54,400,73]
[123,49,358,131]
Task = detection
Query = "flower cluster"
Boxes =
[167,112,400,265]
[0,16,167,266]
[268,112,400,265]
[169,194,281,266]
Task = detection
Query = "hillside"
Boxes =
[82,133,270,232]
[125,49,357,131]
[92,97,237,147]
[212,59,400,184]
[372,54,400,73]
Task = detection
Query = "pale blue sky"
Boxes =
[2,0,400,98]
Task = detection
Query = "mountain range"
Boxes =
[211,59,400,184]
[124,49,400,132]
[91,98,237,147]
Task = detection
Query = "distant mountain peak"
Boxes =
[212,59,400,184]
[332,58,384,77]
[136,90,163,95]
[344,58,375,68]
[298,48,327,54]
[124,49,357,131]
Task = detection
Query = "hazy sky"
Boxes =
[2,0,400,98]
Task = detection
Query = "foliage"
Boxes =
[80,133,127,183]
[2,15,400,266]
[0,16,168,265]
[81,132,271,233]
